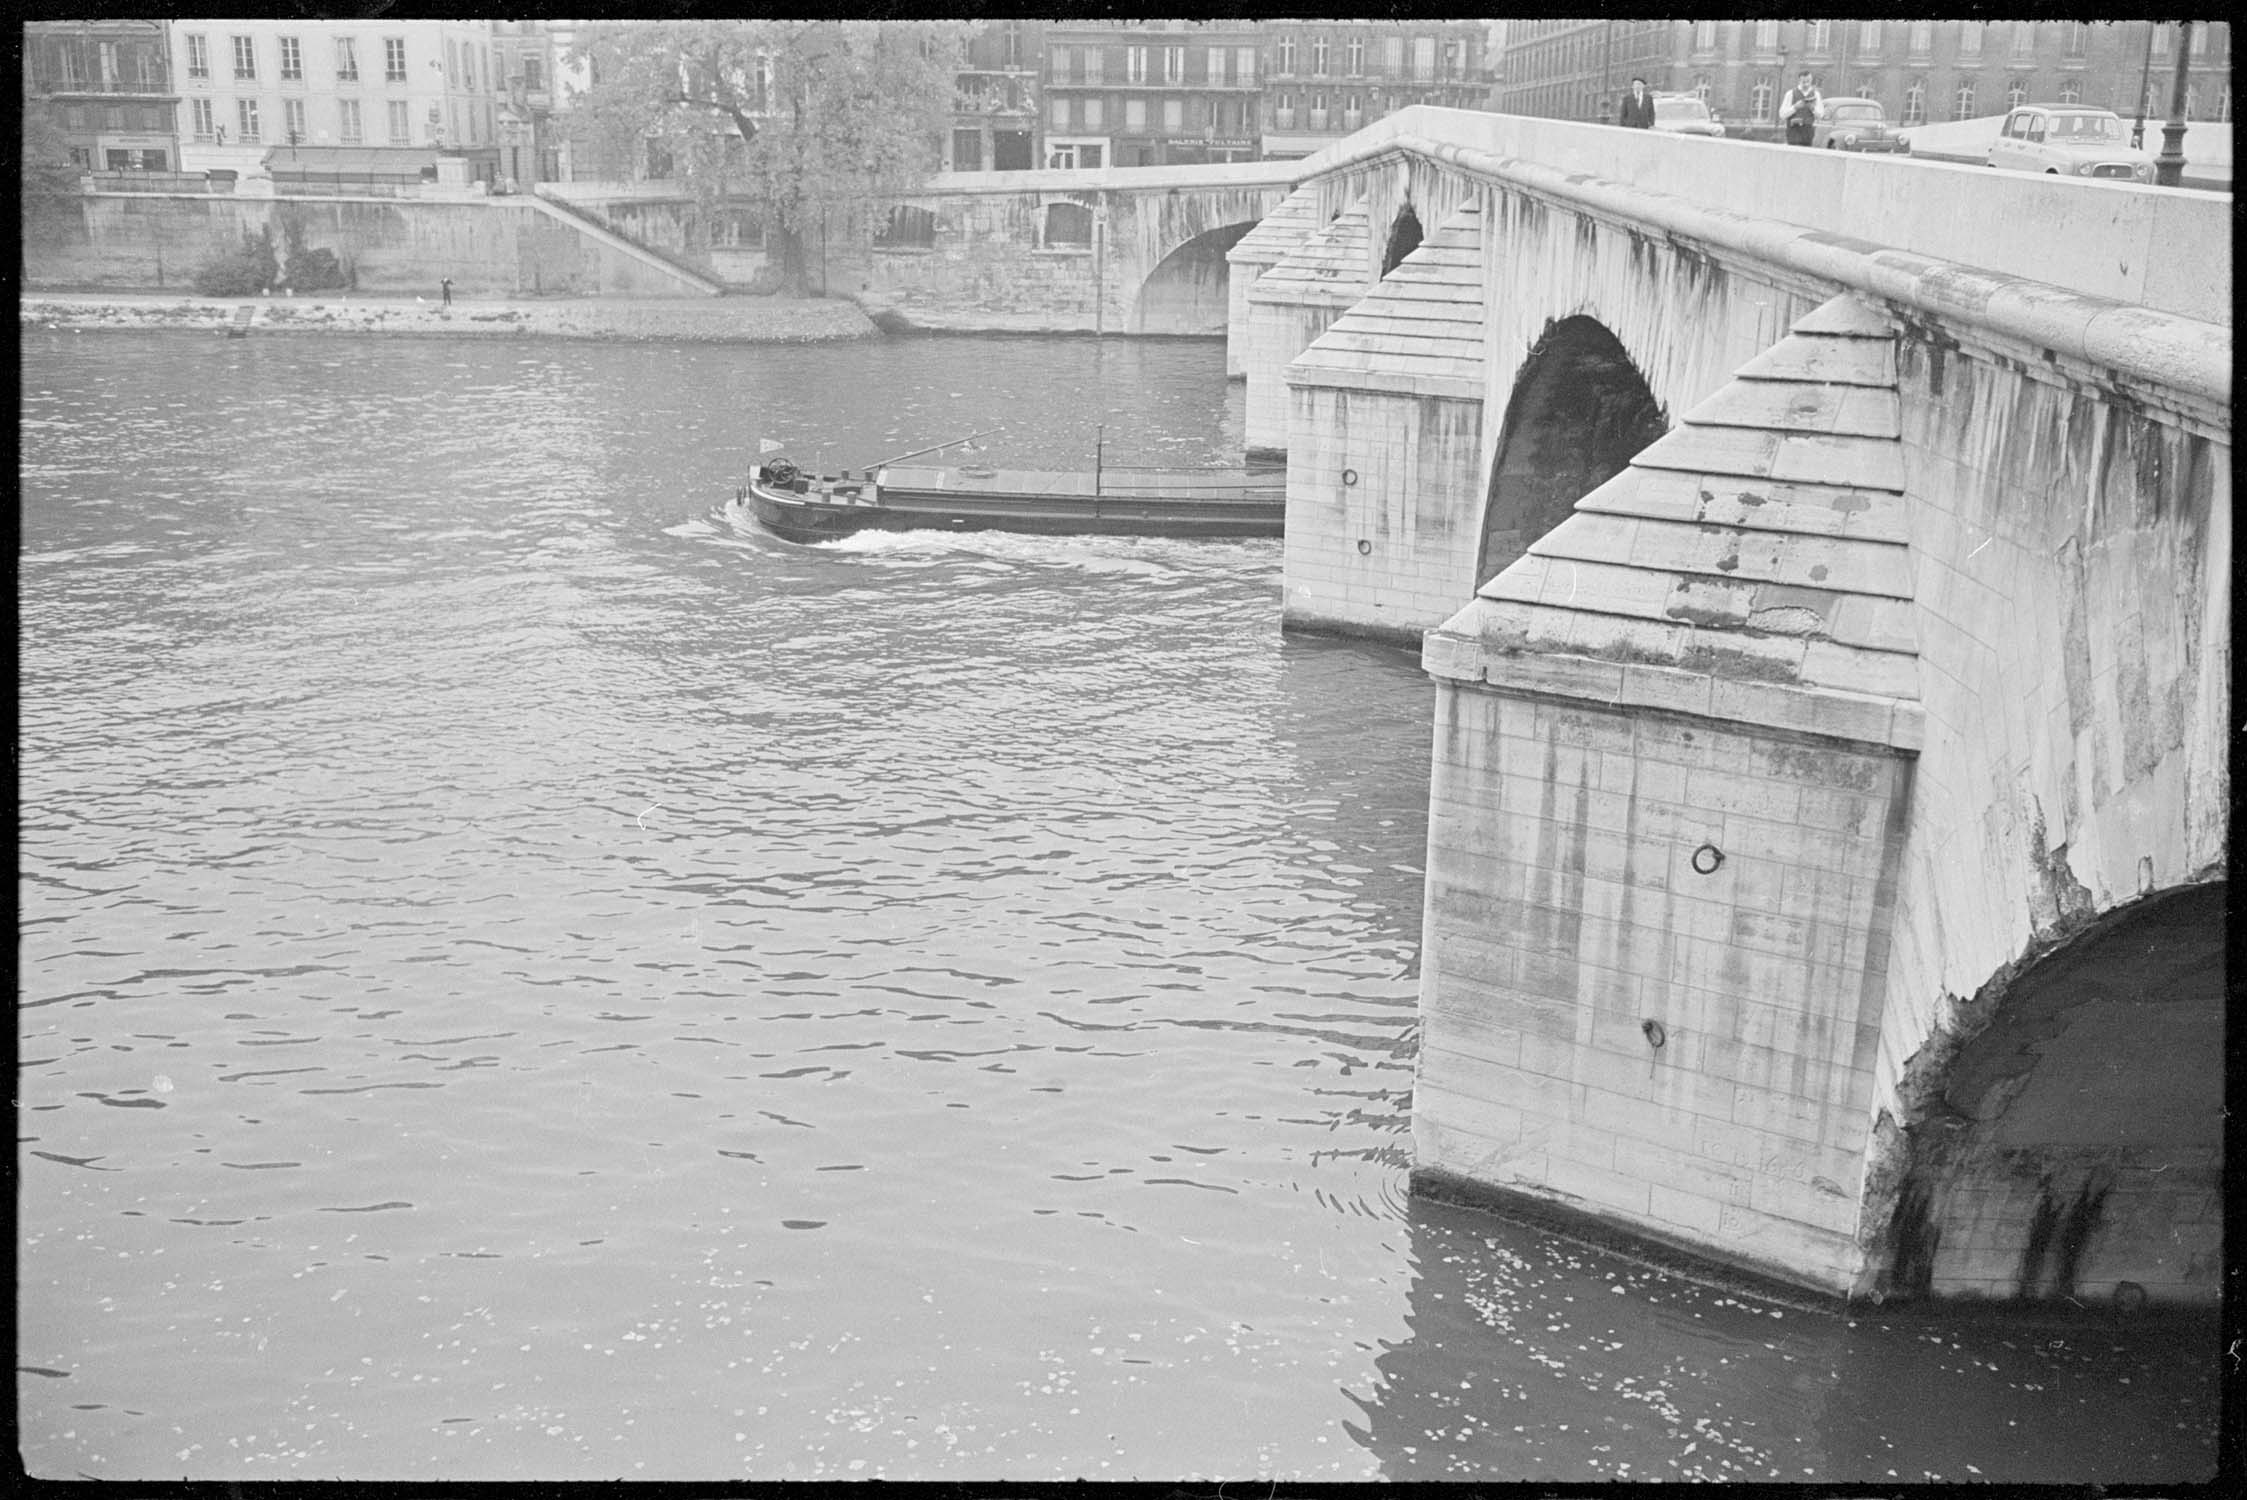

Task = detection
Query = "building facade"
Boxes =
[1491,20,1677,124]
[945,20,1044,172]
[23,20,182,174]
[1041,20,1265,168]
[491,20,562,186]
[1500,19,2233,136]
[169,19,504,181]
[1260,19,1492,158]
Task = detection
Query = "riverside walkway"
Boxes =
[18,290,878,343]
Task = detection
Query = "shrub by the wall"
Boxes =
[192,227,279,297]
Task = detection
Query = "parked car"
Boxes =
[1650,94,1725,137]
[1985,105,2153,182]
[1809,98,1910,153]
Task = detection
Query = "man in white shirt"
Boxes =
[1781,72,1821,146]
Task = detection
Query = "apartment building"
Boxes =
[1041,20,1265,168]
[22,20,182,173]
[1500,20,2232,136]
[1260,19,1491,158]
[170,19,503,180]
[491,20,563,185]
[946,20,1045,172]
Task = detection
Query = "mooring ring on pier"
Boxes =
[1690,843,1725,875]
[1357,538,1372,555]
[1640,1019,1667,1049]
[1341,467,1358,486]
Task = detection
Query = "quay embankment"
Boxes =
[19,290,878,343]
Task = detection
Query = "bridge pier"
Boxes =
[1414,297,1925,1297]
[1241,202,1371,460]
[1224,184,1323,379]
[1281,203,1486,645]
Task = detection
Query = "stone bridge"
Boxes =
[841,159,1299,337]
[1233,106,2228,1310]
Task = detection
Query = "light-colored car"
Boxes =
[1650,94,1725,136]
[1985,105,2152,181]
[1809,97,1910,153]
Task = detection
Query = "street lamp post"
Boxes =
[2154,20,2191,187]
[2132,19,2156,149]
[1599,19,1614,123]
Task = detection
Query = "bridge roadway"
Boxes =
[869,107,2230,1311]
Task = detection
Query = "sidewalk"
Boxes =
[20,289,879,343]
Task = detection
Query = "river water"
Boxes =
[16,329,2219,1483]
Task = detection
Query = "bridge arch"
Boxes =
[1474,315,1667,588]
[1874,881,2226,1307]
[1128,220,1256,335]
[1380,203,1424,276]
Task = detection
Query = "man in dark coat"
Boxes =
[1618,77,1655,129]
[1781,73,1821,146]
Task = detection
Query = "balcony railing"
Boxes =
[34,76,175,96]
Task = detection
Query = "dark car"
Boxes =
[1809,98,1910,154]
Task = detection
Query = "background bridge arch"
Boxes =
[1128,221,1257,335]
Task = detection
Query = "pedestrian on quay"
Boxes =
[1781,73,1821,146]
[440,276,453,307]
[1618,76,1655,129]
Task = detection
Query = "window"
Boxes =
[2066,22,2088,58]
[2012,22,2035,61]
[339,97,362,144]
[1050,96,1069,129]
[191,97,216,140]
[187,33,209,80]
[387,97,410,143]
[1084,46,1102,84]
[465,45,477,91]
[142,149,167,171]
[1695,21,1716,52]
[2185,83,2198,120]
[874,206,935,248]
[1754,20,1778,52]
[1384,36,1403,75]
[1126,47,1146,84]
[1694,75,1711,103]
[105,103,125,131]
[1903,80,1926,124]
[280,35,302,80]
[1807,21,1831,54]
[1413,36,1435,80]
[1081,96,1103,128]
[2058,79,2082,105]
[952,128,981,171]
[2151,26,2168,57]
[98,40,118,85]
[56,42,81,86]
[236,96,261,141]
[336,37,358,83]
[1343,91,1362,129]
[1163,46,1182,83]
[1274,92,1292,129]
[385,37,407,83]
[1237,47,1255,84]
[1859,22,1880,51]
[107,148,132,171]
[1910,22,1932,57]
[1125,96,1146,130]
[1048,45,1068,81]
[1347,36,1363,74]
[1207,46,1226,84]
[1750,78,1773,121]
[1043,201,1091,247]
[231,34,255,80]
[1311,35,1329,74]
[523,55,542,91]
[1279,37,1297,75]
[1309,92,1327,129]
[1162,96,1182,132]
[1959,22,1983,61]
[284,97,306,142]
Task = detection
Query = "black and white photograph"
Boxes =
[18,15,2231,1485]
